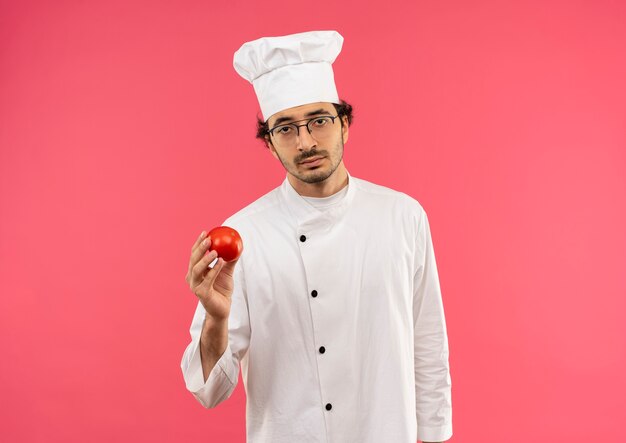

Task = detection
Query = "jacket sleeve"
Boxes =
[413,208,453,442]
[180,253,251,408]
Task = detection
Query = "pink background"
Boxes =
[1,0,625,441]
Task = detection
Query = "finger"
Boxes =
[191,230,207,251]
[190,249,218,288]
[198,257,226,292]
[188,235,213,275]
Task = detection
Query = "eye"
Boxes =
[311,117,329,127]
[276,126,294,135]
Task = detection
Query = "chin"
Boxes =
[300,169,334,184]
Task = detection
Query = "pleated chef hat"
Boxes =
[233,30,344,121]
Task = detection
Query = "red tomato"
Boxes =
[207,226,243,262]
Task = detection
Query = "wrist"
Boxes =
[203,313,227,330]
[201,316,228,354]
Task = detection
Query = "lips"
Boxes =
[300,156,324,165]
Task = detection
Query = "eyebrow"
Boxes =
[272,109,330,126]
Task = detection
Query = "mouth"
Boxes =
[299,156,325,166]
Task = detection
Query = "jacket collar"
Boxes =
[280,169,357,230]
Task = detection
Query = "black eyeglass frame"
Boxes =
[267,114,340,139]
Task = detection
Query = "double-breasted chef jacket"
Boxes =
[181,171,452,443]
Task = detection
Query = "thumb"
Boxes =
[198,257,226,292]
[221,256,240,276]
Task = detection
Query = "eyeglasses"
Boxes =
[267,115,340,147]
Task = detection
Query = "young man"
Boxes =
[181,30,452,443]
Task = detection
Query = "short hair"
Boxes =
[255,99,354,149]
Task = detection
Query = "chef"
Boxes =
[181,30,453,443]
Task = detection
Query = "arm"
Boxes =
[199,316,229,382]
[413,209,453,442]
[181,252,251,408]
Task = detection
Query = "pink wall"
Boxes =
[1,0,625,441]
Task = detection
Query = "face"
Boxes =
[266,102,349,185]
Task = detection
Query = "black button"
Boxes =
[299,235,306,242]
[311,290,318,298]
[325,403,332,411]
[319,346,326,354]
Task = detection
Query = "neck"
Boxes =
[288,162,349,198]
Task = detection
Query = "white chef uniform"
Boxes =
[181,171,453,442]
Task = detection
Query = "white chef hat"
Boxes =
[233,30,344,122]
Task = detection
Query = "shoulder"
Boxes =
[222,184,284,228]
[351,176,425,216]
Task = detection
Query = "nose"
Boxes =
[295,125,317,152]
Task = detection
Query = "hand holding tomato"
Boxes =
[185,227,243,323]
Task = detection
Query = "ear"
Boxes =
[266,137,279,160]
[341,115,349,144]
